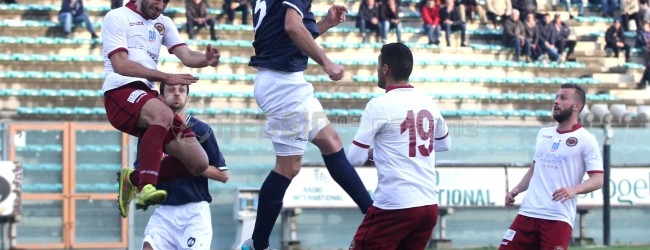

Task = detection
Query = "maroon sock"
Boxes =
[136,125,167,191]
[157,156,194,183]
[129,170,139,187]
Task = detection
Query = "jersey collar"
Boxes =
[556,123,582,134]
[385,84,414,93]
[126,0,151,20]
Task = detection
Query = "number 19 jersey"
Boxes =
[249,0,319,72]
[352,85,449,210]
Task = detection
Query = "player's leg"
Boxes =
[538,219,572,250]
[142,208,176,250]
[396,204,439,249]
[177,202,213,250]
[498,214,540,250]
[163,114,208,176]
[104,83,170,216]
[308,98,372,214]
[350,206,416,250]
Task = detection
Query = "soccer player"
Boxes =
[499,84,604,250]
[241,0,374,249]
[129,83,229,250]
[346,43,451,249]
[102,0,220,215]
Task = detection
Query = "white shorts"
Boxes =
[143,201,212,250]
[254,68,329,156]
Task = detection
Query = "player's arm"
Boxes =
[316,5,348,34]
[553,134,604,202]
[199,126,229,183]
[347,102,382,166]
[109,52,172,82]
[285,8,339,73]
[505,162,534,207]
[433,114,450,152]
[171,44,220,68]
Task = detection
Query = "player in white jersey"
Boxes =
[500,84,604,250]
[346,43,451,249]
[102,0,221,217]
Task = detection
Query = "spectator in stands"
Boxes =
[537,13,560,61]
[605,19,631,62]
[186,0,218,41]
[512,0,537,22]
[503,9,530,62]
[1,0,17,3]
[636,22,650,89]
[460,0,488,25]
[222,0,250,25]
[601,0,615,17]
[486,0,511,29]
[550,14,576,62]
[379,0,404,43]
[358,0,381,43]
[561,0,586,19]
[524,12,543,61]
[639,0,650,23]
[621,0,641,31]
[58,0,98,39]
[422,0,441,45]
[440,0,468,47]
[111,0,125,9]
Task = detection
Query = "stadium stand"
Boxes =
[0,0,649,249]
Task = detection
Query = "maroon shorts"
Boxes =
[499,214,572,250]
[103,82,195,142]
[350,204,438,250]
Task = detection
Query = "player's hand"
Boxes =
[205,44,221,67]
[323,61,344,81]
[164,74,199,85]
[505,188,519,207]
[326,5,348,27]
[552,187,578,203]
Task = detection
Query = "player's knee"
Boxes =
[151,108,174,129]
[314,129,343,154]
[274,158,301,179]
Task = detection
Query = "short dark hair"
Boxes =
[379,43,413,81]
[159,83,189,95]
[560,83,586,111]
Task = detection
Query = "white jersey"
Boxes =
[519,124,603,228]
[352,85,449,210]
[101,3,184,92]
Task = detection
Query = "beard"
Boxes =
[140,0,162,19]
[377,75,386,89]
[553,105,574,123]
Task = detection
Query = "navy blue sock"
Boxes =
[322,149,373,214]
[252,171,291,249]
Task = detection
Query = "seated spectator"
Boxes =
[503,9,530,62]
[537,13,560,61]
[379,0,404,43]
[186,0,217,41]
[637,22,650,89]
[561,0,586,19]
[421,0,441,45]
[358,0,381,43]
[486,0,511,29]
[460,0,488,25]
[222,0,250,25]
[550,14,576,62]
[640,0,650,23]
[58,0,98,39]
[512,0,537,21]
[524,12,543,61]
[440,0,467,47]
[621,0,641,31]
[605,19,631,62]
[602,0,615,17]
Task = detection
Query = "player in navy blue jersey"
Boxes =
[127,83,229,250]
[242,0,373,249]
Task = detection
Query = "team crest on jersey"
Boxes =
[154,22,165,35]
[187,237,196,247]
[566,137,578,147]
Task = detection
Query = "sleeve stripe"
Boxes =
[107,47,128,58]
[218,166,228,171]
[168,43,187,54]
[587,170,604,174]
[282,1,304,18]
[352,140,370,149]
[434,132,449,140]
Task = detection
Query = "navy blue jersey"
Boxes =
[249,0,319,72]
[134,115,227,206]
